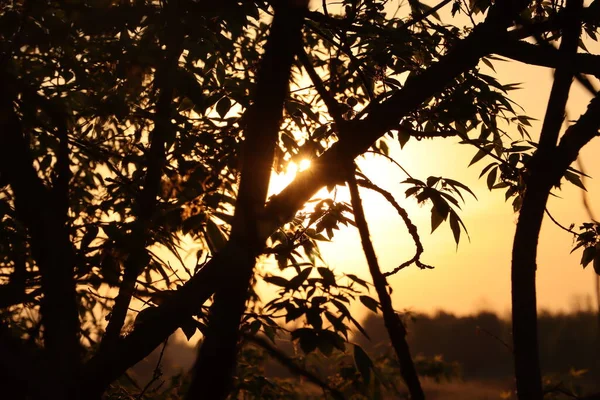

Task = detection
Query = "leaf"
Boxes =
[426,176,441,187]
[581,246,596,268]
[81,225,98,250]
[216,96,231,118]
[292,328,318,354]
[486,167,497,190]
[449,211,460,246]
[318,267,336,286]
[443,178,477,200]
[431,206,445,233]
[180,317,198,341]
[594,249,600,276]
[263,325,276,343]
[354,344,374,384]
[398,129,410,149]
[317,334,334,356]
[564,171,587,191]
[481,57,496,72]
[359,295,379,313]
[205,218,227,252]
[346,273,369,290]
[264,275,289,288]
[468,147,488,166]
[287,267,312,291]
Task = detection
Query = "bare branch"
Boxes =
[495,40,600,78]
[356,178,432,276]
[347,165,424,400]
[243,334,345,400]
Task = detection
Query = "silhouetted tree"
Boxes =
[1,0,600,399]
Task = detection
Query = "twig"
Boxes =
[136,338,168,399]
[356,178,433,276]
[297,47,345,127]
[364,150,414,179]
[477,326,513,352]
[243,334,345,400]
[544,208,577,235]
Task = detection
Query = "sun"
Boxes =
[298,158,311,171]
[268,158,312,196]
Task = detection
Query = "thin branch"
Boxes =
[101,0,184,352]
[305,21,375,100]
[364,150,414,179]
[495,39,600,78]
[347,164,424,400]
[297,47,345,127]
[544,208,577,235]
[511,2,587,397]
[242,334,344,400]
[477,326,513,353]
[514,12,598,97]
[356,178,432,276]
[136,339,168,400]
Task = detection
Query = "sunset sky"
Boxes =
[261,1,600,322]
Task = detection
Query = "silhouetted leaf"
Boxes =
[354,344,374,384]
[359,295,379,313]
[180,317,198,341]
[318,267,336,286]
[216,96,232,118]
[581,246,596,268]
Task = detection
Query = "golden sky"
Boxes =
[310,49,600,319]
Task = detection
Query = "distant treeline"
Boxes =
[358,309,600,385]
[132,309,600,394]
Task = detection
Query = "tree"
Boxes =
[1,0,600,399]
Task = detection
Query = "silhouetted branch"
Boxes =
[495,39,600,77]
[347,165,424,400]
[136,339,168,400]
[0,74,81,396]
[187,2,306,399]
[511,1,586,397]
[356,178,432,276]
[243,334,345,400]
[298,47,345,127]
[101,0,184,353]
[544,208,577,235]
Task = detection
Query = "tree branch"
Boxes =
[347,165,424,400]
[100,0,184,353]
[297,47,345,127]
[187,2,307,399]
[356,178,432,275]
[495,39,600,77]
[0,74,81,397]
[511,1,585,397]
[243,334,345,400]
